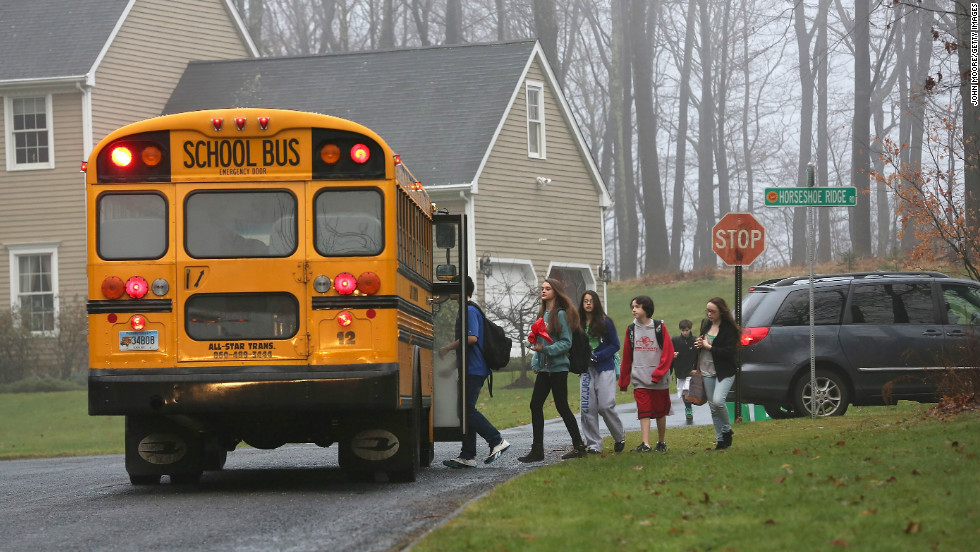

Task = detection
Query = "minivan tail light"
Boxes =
[741,327,770,346]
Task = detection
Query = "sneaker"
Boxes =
[442,457,477,469]
[632,443,652,453]
[587,448,601,455]
[654,441,668,453]
[685,407,693,421]
[722,429,734,448]
[614,440,626,453]
[484,439,511,464]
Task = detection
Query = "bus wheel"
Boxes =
[124,415,205,485]
[414,346,434,468]
[389,353,424,482]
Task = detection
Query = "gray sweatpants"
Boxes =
[579,367,625,451]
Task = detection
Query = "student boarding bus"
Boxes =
[85,108,472,484]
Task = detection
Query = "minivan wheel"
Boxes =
[793,370,849,417]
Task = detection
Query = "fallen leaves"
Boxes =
[905,521,921,534]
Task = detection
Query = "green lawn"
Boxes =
[414,404,980,552]
[0,390,123,459]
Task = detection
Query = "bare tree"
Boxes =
[53,297,88,380]
[482,273,541,387]
[693,0,716,270]
[849,0,873,257]
[445,0,462,43]
[792,0,816,265]
[669,0,697,270]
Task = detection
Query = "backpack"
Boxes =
[467,302,511,371]
[626,320,665,352]
[568,328,592,375]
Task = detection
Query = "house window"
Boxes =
[4,95,54,170]
[526,81,546,158]
[7,243,60,334]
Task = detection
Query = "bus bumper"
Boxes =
[88,363,401,415]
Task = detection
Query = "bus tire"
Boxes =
[390,352,424,482]
[415,346,434,468]
[129,474,161,485]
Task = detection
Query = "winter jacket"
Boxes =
[530,309,572,373]
[586,317,621,373]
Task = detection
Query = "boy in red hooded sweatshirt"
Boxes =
[618,295,674,452]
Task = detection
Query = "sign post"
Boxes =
[766,169,856,417]
[712,212,766,422]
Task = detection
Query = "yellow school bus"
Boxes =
[85,109,470,484]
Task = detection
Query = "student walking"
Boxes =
[618,295,674,452]
[671,319,698,422]
[518,278,587,462]
[439,276,510,468]
[577,290,625,454]
[695,296,741,450]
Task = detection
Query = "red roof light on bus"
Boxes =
[258,116,270,130]
[110,146,133,167]
[393,154,401,165]
[211,118,223,131]
[350,144,370,164]
[235,117,247,131]
[334,272,357,295]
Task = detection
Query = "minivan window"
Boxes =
[771,288,845,326]
[942,284,980,325]
[848,283,935,324]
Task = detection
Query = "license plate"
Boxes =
[119,330,159,351]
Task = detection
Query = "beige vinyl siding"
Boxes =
[474,61,603,285]
[0,92,87,304]
[91,0,252,142]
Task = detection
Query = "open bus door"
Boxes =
[431,214,467,442]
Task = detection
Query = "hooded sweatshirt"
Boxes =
[618,318,674,390]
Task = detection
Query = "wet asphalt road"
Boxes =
[0,397,714,552]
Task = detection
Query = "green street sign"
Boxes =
[764,187,856,207]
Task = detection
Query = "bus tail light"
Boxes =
[334,272,357,295]
[130,315,146,330]
[337,311,353,327]
[102,276,125,299]
[125,276,149,299]
[350,144,370,164]
[741,327,770,346]
[357,272,380,295]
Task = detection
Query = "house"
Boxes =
[0,0,256,340]
[162,41,611,319]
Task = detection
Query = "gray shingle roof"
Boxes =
[163,41,538,187]
[0,0,130,82]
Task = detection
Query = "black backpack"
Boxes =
[468,302,511,371]
[568,328,592,375]
[626,320,665,352]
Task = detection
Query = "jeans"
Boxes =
[702,374,734,441]
[579,368,624,450]
[529,371,583,447]
[460,374,502,460]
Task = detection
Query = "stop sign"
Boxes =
[712,212,766,266]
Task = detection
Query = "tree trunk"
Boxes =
[670,0,697,270]
[792,1,814,266]
[957,1,980,236]
[379,0,395,48]
[693,0,715,270]
[609,0,638,279]
[631,0,669,274]
[715,1,732,217]
[411,0,431,46]
[496,0,506,41]
[533,0,559,82]
[445,0,462,44]
[849,0,872,257]
[816,0,832,262]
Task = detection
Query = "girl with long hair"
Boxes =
[576,290,625,453]
[694,296,741,449]
[517,278,587,462]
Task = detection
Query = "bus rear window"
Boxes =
[185,293,298,340]
[185,191,297,259]
[314,189,383,256]
[98,193,168,260]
